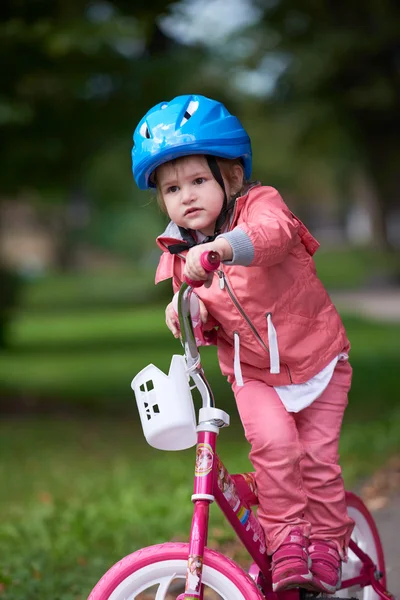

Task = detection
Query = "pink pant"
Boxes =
[232,360,354,557]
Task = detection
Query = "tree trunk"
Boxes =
[0,202,22,349]
[357,114,400,257]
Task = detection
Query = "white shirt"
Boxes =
[274,353,348,413]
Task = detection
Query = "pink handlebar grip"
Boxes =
[200,251,221,272]
[184,251,221,288]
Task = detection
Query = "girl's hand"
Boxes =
[198,297,209,324]
[165,302,180,338]
[165,298,209,338]
[183,238,232,284]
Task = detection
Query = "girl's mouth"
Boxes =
[184,207,202,216]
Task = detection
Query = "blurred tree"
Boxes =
[0,0,181,193]
[247,0,400,251]
[0,0,204,345]
[0,261,21,349]
[0,0,200,267]
[158,0,399,254]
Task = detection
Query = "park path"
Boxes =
[333,288,400,595]
[331,289,400,321]
[374,492,400,596]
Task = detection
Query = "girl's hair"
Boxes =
[154,155,247,214]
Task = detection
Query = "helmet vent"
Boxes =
[180,99,199,127]
[139,122,151,139]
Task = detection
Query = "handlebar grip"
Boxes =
[184,251,221,288]
[200,251,221,272]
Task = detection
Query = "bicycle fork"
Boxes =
[183,428,219,600]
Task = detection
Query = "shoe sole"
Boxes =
[310,576,338,595]
[273,572,314,592]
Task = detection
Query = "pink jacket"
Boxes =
[155,184,349,386]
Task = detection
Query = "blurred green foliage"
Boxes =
[0,1,185,192]
[1,0,399,242]
[0,247,396,407]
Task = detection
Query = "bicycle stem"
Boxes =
[177,283,215,409]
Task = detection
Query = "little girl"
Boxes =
[131,94,354,593]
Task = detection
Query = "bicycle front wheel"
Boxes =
[88,542,265,600]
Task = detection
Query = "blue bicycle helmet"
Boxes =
[132,94,252,190]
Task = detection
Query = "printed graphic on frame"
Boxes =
[185,554,203,594]
[195,443,214,477]
[217,459,266,554]
[217,460,241,511]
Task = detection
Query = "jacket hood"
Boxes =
[156,221,192,253]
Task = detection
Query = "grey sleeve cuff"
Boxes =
[217,227,254,266]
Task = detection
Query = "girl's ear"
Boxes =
[230,163,245,195]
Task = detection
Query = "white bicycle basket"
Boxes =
[131,354,197,451]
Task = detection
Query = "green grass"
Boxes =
[16,246,397,312]
[1,304,220,406]
[0,393,399,599]
[19,267,162,310]
[313,246,398,289]
[1,302,399,410]
[0,418,254,599]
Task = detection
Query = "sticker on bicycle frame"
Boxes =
[241,471,258,495]
[217,461,240,511]
[217,459,266,553]
[245,514,267,554]
[237,504,250,525]
[185,554,203,594]
[195,443,214,477]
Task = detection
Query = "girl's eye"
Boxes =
[166,185,178,194]
[194,177,205,185]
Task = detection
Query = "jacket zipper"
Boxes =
[218,270,270,355]
[218,269,292,382]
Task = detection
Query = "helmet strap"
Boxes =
[205,155,228,235]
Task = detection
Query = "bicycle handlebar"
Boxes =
[183,250,221,287]
[177,251,220,408]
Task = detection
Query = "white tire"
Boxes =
[88,542,265,600]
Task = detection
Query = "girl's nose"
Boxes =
[181,185,196,204]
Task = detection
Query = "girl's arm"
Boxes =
[218,187,300,268]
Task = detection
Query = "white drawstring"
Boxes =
[233,332,244,387]
[267,313,280,374]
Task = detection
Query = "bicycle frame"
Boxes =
[185,429,271,599]
[178,280,393,600]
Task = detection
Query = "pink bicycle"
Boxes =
[88,252,394,600]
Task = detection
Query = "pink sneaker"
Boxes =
[309,540,342,593]
[271,529,313,592]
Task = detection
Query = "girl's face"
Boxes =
[156,155,236,236]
